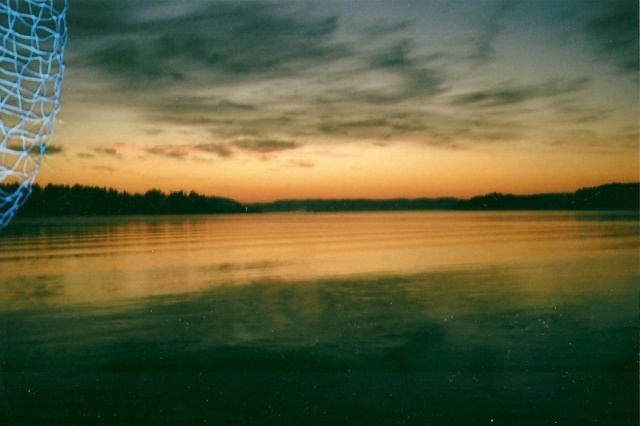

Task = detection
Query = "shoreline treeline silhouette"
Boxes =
[2,182,638,217]
[5,184,245,216]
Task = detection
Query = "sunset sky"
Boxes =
[38,0,638,202]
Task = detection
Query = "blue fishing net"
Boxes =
[0,0,67,228]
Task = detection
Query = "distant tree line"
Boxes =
[251,182,638,212]
[3,183,246,217]
[454,182,639,211]
[572,183,639,210]
[2,181,638,217]
[251,197,459,212]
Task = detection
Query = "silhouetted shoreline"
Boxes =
[3,182,638,217]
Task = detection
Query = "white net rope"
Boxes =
[0,0,67,228]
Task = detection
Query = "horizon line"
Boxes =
[12,180,639,203]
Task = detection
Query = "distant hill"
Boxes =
[248,197,458,213]
[249,182,638,212]
[571,182,639,210]
[3,181,638,217]
[454,182,639,211]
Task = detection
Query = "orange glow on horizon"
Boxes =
[36,139,639,203]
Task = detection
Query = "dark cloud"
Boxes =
[390,119,428,132]
[94,146,119,156]
[193,142,234,158]
[468,0,515,64]
[315,113,450,141]
[288,159,316,168]
[88,43,184,85]
[145,145,188,160]
[365,42,444,101]
[347,29,446,106]
[64,1,443,147]
[67,0,138,37]
[232,138,299,153]
[318,118,389,135]
[157,96,256,117]
[141,138,299,161]
[421,138,467,151]
[372,41,413,69]
[70,1,344,87]
[61,0,636,158]
[456,88,535,107]
[454,78,590,108]
[5,143,63,156]
[210,100,256,112]
[584,0,639,73]
[45,144,64,155]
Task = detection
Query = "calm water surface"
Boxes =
[0,212,638,424]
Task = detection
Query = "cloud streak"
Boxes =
[454,78,590,108]
[193,143,233,158]
[468,0,515,64]
[232,138,300,153]
[583,0,639,73]
[94,146,119,157]
[70,1,345,87]
[145,145,189,160]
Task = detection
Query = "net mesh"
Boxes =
[0,0,67,228]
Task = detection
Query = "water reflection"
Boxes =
[0,212,637,424]
[0,263,636,424]
[1,212,637,308]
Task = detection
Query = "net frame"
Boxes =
[0,0,67,228]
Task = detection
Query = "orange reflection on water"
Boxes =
[0,211,637,308]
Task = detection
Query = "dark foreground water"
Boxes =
[0,212,637,425]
